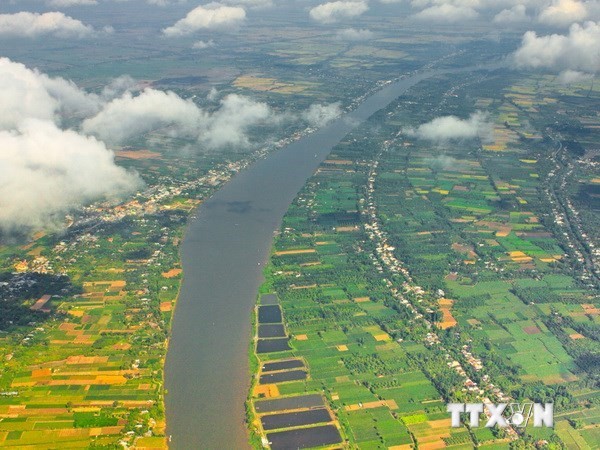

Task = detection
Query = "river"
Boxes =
[164,64,500,448]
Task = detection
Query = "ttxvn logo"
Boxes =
[447,403,553,428]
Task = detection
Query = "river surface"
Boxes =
[164,64,499,449]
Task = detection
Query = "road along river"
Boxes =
[165,64,501,449]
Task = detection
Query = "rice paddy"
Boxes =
[247,69,600,449]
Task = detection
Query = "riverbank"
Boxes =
[164,67,439,449]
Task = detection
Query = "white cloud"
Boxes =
[82,89,275,149]
[413,3,478,22]
[557,69,594,83]
[513,21,600,74]
[163,4,246,36]
[309,1,369,24]
[42,77,103,119]
[0,11,94,38]
[201,94,272,148]
[424,154,463,171]
[207,87,219,101]
[493,5,530,23]
[192,39,215,48]
[538,0,588,27]
[302,103,342,127]
[100,75,139,100]
[405,111,492,142]
[0,61,58,129]
[47,0,98,6]
[0,57,141,232]
[406,0,598,26]
[336,27,374,40]
[82,89,204,144]
[0,58,138,128]
[0,120,140,232]
[0,57,100,130]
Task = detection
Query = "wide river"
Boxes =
[165,64,499,448]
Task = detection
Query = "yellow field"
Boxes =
[233,75,312,94]
[274,248,316,255]
[115,149,161,160]
[161,268,182,278]
[438,298,457,329]
[345,399,399,411]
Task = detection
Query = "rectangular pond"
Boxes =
[260,294,280,305]
[259,369,307,384]
[261,408,332,431]
[261,359,304,372]
[256,338,290,354]
[267,424,342,449]
[254,394,325,413]
[258,324,286,338]
[258,305,283,324]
